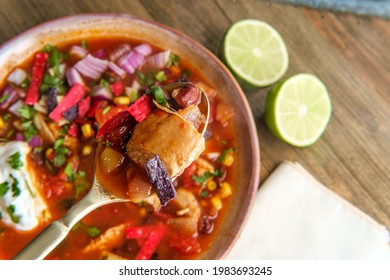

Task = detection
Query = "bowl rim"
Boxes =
[0,13,261,259]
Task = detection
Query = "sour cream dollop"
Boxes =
[0,141,49,231]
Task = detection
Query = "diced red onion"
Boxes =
[145,50,171,69]
[7,68,28,86]
[28,135,43,148]
[109,44,131,61]
[15,132,25,141]
[0,86,20,109]
[93,49,107,59]
[74,54,109,80]
[133,43,153,56]
[92,85,113,100]
[34,101,48,114]
[7,99,24,116]
[108,61,126,79]
[118,51,145,74]
[70,45,88,59]
[66,67,85,86]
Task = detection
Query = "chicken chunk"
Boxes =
[126,110,205,178]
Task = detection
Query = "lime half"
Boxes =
[221,19,288,88]
[265,73,332,147]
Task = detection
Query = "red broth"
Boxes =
[0,38,236,260]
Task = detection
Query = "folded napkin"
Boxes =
[227,161,390,259]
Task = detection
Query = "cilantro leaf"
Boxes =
[0,182,9,197]
[6,205,20,223]
[167,53,180,67]
[217,147,235,163]
[146,85,168,106]
[86,226,101,237]
[18,105,36,120]
[192,170,222,185]
[10,174,21,197]
[7,152,23,170]
[0,93,9,103]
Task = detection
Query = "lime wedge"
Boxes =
[265,73,332,147]
[220,19,288,88]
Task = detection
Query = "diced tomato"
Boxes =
[49,84,86,122]
[127,94,154,122]
[95,104,127,128]
[135,224,166,260]
[125,225,154,239]
[86,100,103,118]
[78,96,91,118]
[169,234,201,255]
[110,81,124,96]
[25,52,49,105]
[68,123,80,138]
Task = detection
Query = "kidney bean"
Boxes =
[173,85,200,108]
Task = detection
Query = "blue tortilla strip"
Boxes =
[145,155,176,206]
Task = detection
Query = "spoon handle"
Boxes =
[13,178,126,260]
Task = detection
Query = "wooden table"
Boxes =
[1,0,389,230]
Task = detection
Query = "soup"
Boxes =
[0,38,236,260]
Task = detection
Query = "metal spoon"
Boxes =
[13,83,210,260]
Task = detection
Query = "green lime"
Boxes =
[265,73,332,147]
[220,19,289,88]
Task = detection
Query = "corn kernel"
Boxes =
[82,145,93,156]
[207,180,217,191]
[211,196,223,211]
[81,124,93,139]
[139,207,147,217]
[219,182,232,199]
[113,96,131,106]
[0,116,4,129]
[45,148,54,160]
[222,153,234,167]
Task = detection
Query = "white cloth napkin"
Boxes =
[227,161,390,259]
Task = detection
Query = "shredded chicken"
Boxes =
[126,110,205,178]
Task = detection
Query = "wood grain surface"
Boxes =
[1,0,389,229]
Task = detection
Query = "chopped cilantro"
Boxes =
[137,71,155,86]
[53,137,69,168]
[6,205,20,223]
[2,113,11,121]
[48,47,64,77]
[167,53,180,67]
[7,152,23,170]
[0,182,9,197]
[18,105,36,120]
[81,39,88,49]
[102,106,111,115]
[192,170,222,185]
[99,78,111,90]
[10,174,21,197]
[86,225,101,237]
[183,69,190,77]
[146,85,168,106]
[41,73,67,93]
[42,44,54,53]
[217,147,235,163]
[54,137,65,150]
[53,153,67,168]
[155,71,167,82]
[200,189,209,198]
[0,93,9,103]
[60,125,70,135]
[5,129,14,138]
[21,120,38,141]
[64,162,75,181]
[20,79,30,90]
